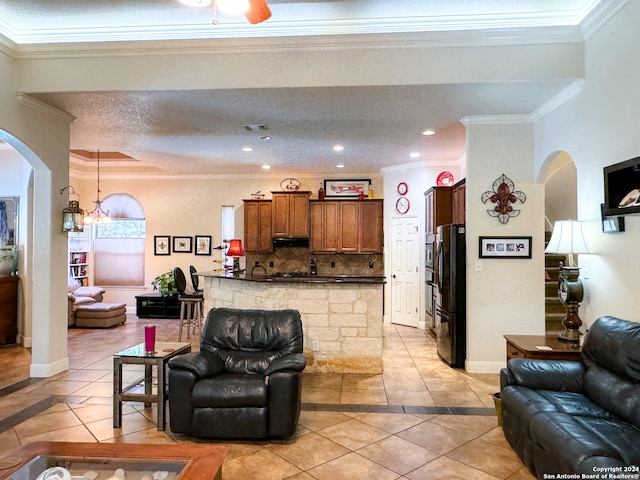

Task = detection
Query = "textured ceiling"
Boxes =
[0,0,608,175]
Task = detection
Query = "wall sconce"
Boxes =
[226,239,245,273]
[60,186,84,233]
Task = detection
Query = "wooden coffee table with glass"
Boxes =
[0,442,225,480]
[113,342,191,430]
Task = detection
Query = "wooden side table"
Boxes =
[113,342,191,430]
[504,334,582,362]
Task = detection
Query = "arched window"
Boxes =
[93,193,145,286]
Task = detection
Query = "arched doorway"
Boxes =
[542,151,578,230]
[540,151,578,335]
[0,129,73,378]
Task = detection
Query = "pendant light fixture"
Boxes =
[60,185,84,232]
[84,150,111,224]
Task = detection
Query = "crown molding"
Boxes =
[16,94,76,124]
[8,24,586,60]
[531,80,585,121]
[461,114,534,126]
[580,0,628,39]
[0,30,16,58]
[69,166,383,180]
[1,11,589,46]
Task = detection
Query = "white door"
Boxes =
[390,215,421,327]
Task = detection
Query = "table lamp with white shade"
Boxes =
[545,220,590,342]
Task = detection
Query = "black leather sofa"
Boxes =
[500,316,640,478]
[168,307,306,439]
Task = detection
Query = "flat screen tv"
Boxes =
[603,156,640,216]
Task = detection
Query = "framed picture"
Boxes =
[324,178,371,198]
[195,235,212,256]
[479,236,532,259]
[173,236,193,253]
[154,235,171,256]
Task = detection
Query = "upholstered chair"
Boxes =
[168,307,306,439]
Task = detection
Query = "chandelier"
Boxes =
[84,150,111,224]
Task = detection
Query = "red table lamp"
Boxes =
[226,239,245,273]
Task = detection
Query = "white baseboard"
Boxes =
[30,357,69,378]
[465,359,506,374]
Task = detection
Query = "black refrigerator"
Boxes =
[435,224,466,368]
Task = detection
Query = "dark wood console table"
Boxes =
[0,275,18,345]
[504,334,582,362]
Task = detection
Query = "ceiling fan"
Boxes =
[179,0,272,25]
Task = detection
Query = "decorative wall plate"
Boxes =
[280,178,301,191]
[436,171,454,186]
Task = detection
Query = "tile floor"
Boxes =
[0,315,535,480]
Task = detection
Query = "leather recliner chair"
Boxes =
[168,307,307,439]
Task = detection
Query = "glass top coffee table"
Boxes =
[113,342,191,431]
[0,442,225,480]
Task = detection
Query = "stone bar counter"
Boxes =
[197,271,385,373]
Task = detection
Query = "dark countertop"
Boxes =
[197,270,386,285]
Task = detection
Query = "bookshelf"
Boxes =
[69,251,88,285]
[69,230,90,286]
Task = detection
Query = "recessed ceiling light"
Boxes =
[262,164,271,170]
[409,152,421,158]
[242,146,253,152]
[259,135,271,141]
[178,0,211,7]
[336,164,345,168]
[333,145,344,152]
[422,129,436,136]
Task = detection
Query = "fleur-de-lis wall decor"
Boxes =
[481,174,526,224]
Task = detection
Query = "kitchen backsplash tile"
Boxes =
[246,246,383,276]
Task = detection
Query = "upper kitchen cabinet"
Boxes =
[359,200,383,252]
[424,186,452,242]
[272,192,311,238]
[310,201,340,252]
[243,200,273,253]
[310,200,383,253]
[451,179,466,225]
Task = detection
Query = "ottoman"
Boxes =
[74,302,127,328]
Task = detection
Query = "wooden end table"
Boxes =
[113,342,191,430]
[504,334,582,362]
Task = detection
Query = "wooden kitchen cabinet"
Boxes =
[310,201,339,252]
[272,192,311,238]
[310,200,383,253]
[424,186,452,242]
[0,275,18,345]
[243,200,273,253]
[451,178,466,225]
[359,200,383,252]
[338,201,359,252]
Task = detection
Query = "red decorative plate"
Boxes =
[436,171,454,186]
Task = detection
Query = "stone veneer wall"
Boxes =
[202,277,384,374]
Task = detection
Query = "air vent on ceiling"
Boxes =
[243,124,269,132]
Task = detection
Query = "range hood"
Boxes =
[272,237,310,248]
